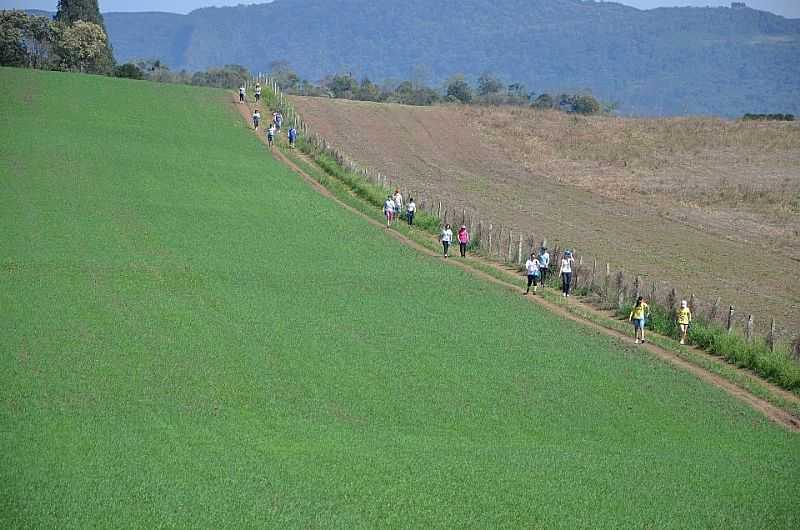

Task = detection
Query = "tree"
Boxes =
[532,93,554,109]
[55,0,114,71]
[56,20,113,73]
[270,60,301,91]
[113,62,143,79]
[356,77,381,101]
[445,75,472,103]
[569,94,601,115]
[477,72,504,96]
[327,73,358,99]
[0,11,28,67]
[55,0,105,26]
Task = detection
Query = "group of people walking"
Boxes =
[242,83,298,149]
[383,189,417,227]
[523,247,573,297]
[627,297,693,345]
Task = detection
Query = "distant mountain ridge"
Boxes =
[53,0,800,115]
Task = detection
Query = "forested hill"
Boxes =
[102,0,800,116]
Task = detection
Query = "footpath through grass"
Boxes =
[1,68,799,529]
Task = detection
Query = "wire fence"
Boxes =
[248,74,800,363]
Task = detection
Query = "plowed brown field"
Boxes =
[290,96,800,336]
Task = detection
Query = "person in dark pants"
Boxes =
[457,225,470,257]
[406,197,416,225]
[538,247,550,285]
[440,223,453,258]
[524,253,541,294]
[559,249,575,297]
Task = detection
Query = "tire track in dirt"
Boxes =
[233,97,800,432]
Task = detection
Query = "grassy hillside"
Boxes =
[1,68,799,528]
[290,96,800,336]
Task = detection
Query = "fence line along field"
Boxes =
[2,68,799,528]
[289,96,800,336]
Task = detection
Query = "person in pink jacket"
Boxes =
[457,225,470,257]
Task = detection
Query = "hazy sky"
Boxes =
[6,0,799,18]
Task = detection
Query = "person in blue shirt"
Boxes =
[538,247,550,285]
[288,126,298,148]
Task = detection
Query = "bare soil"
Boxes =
[237,97,800,431]
[289,96,800,337]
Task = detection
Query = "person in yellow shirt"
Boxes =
[628,296,650,344]
[677,300,692,345]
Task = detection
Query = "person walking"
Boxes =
[559,249,575,297]
[524,252,541,294]
[255,83,262,103]
[266,124,276,148]
[628,296,650,344]
[406,197,416,226]
[383,195,395,227]
[392,189,403,223]
[239,85,246,103]
[539,247,550,285]
[288,126,298,148]
[441,223,453,258]
[457,225,470,257]
[252,109,261,130]
[275,111,283,130]
[677,300,692,345]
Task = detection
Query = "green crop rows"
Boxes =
[1,68,798,529]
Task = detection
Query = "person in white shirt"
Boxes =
[440,223,453,258]
[559,249,575,297]
[255,83,262,102]
[266,124,276,148]
[392,189,403,223]
[383,195,395,227]
[252,109,261,129]
[524,253,541,294]
[239,85,246,103]
[406,197,417,226]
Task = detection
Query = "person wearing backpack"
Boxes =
[288,126,298,148]
[524,253,541,294]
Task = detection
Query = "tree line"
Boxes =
[1,1,115,75]
[262,63,609,115]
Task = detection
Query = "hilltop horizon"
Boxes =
[9,0,800,19]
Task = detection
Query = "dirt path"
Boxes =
[234,97,800,432]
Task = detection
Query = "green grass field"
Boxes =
[1,68,799,529]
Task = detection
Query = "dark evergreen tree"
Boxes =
[55,0,114,73]
[55,0,104,26]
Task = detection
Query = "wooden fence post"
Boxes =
[437,201,442,220]
[487,224,493,256]
[634,275,641,300]
[590,258,597,292]
[517,233,523,264]
[603,263,611,302]
[507,230,514,263]
[727,306,735,333]
[767,319,776,352]
[745,315,754,342]
[688,293,696,315]
[709,297,721,322]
